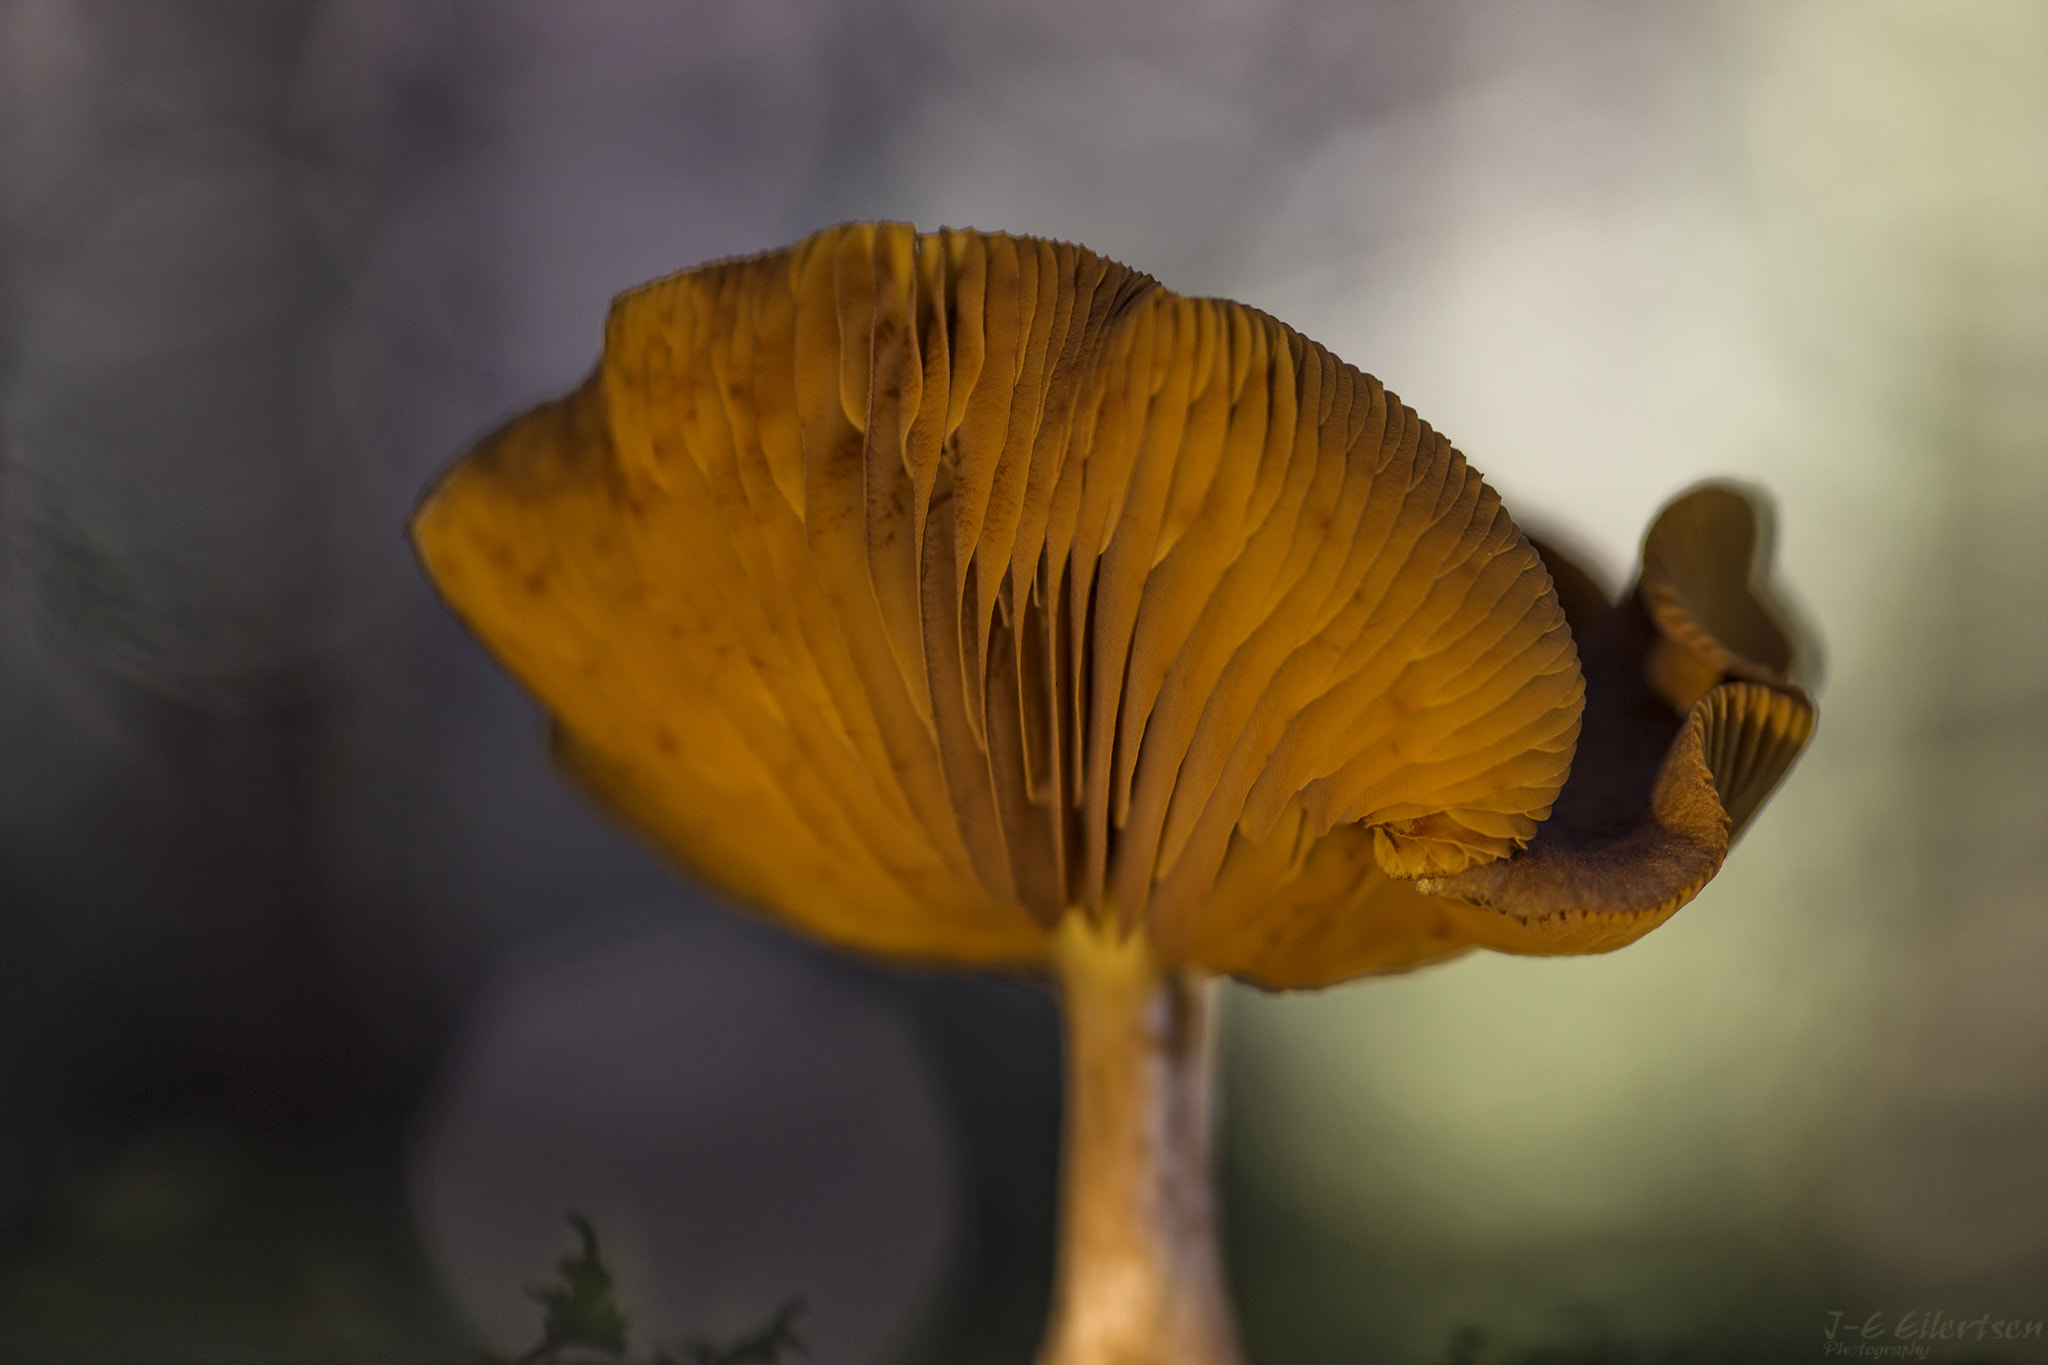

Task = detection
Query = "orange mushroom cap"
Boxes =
[411,223,1814,989]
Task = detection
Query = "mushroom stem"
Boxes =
[1039,912,1241,1365]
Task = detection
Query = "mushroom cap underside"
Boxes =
[412,223,1812,988]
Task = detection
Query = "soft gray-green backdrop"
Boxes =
[2,3,2041,1362]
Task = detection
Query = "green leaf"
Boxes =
[527,1214,629,1359]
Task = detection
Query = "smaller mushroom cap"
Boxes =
[1213,485,1816,988]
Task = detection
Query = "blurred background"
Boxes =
[1,2,2043,1362]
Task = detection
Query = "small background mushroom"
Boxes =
[1,4,2043,1364]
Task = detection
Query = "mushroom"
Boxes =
[411,223,1817,1365]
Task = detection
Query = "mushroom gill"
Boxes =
[411,222,1816,1365]
[412,222,1584,978]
